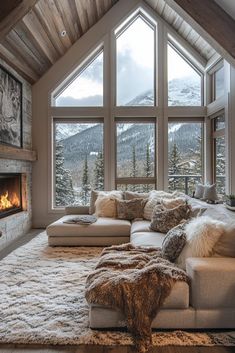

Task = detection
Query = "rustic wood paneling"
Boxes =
[0,0,221,83]
[0,0,22,22]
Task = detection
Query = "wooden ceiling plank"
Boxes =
[86,0,98,28]
[54,0,80,43]
[6,30,43,75]
[0,43,38,82]
[95,0,104,19]
[0,0,38,43]
[74,0,89,33]
[22,9,60,64]
[165,0,235,65]
[34,0,68,55]
[14,21,51,70]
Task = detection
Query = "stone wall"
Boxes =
[0,59,32,251]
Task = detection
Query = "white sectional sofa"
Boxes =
[46,197,235,329]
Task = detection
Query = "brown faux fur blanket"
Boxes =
[85,243,189,353]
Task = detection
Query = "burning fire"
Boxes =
[0,191,20,211]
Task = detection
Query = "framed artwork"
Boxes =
[0,65,22,148]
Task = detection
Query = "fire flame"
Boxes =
[0,191,20,210]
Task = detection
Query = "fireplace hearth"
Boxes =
[0,173,22,218]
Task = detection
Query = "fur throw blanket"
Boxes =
[85,243,189,353]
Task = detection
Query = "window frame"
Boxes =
[52,117,105,209]
[115,117,157,190]
[115,11,157,107]
[51,46,104,107]
[167,40,204,107]
[167,117,205,195]
[211,111,225,191]
[208,60,224,103]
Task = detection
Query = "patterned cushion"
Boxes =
[150,203,192,233]
[116,198,147,220]
[162,223,187,262]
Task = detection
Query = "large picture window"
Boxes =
[54,120,104,207]
[116,15,155,106]
[168,121,203,194]
[115,120,156,191]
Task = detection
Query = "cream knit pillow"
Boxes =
[95,194,122,218]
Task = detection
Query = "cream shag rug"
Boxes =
[0,231,234,347]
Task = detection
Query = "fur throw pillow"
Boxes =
[116,198,147,220]
[95,194,122,218]
[176,216,225,269]
[150,203,192,233]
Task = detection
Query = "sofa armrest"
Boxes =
[186,257,235,309]
[65,205,90,215]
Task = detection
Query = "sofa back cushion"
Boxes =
[213,223,235,257]
[89,190,123,214]
[124,191,149,200]
[116,198,147,220]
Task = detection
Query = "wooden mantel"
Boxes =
[0,145,37,161]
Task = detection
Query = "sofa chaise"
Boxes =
[46,197,235,329]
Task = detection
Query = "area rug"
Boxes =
[0,231,235,347]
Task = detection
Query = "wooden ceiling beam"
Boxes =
[165,0,235,66]
[0,0,38,43]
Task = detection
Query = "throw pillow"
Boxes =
[213,222,235,257]
[194,184,205,199]
[124,191,149,200]
[95,194,122,218]
[150,203,192,233]
[161,197,186,209]
[116,198,147,220]
[202,184,218,202]
[89,190,123,214]
[176,216,225,269]
[162,222,187,262]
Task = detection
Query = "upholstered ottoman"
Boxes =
[47,215,131,246]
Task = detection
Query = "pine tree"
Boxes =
[143,143,151,192]
[81,154,90,205]
[55,142,74,206]
[168,143,183,191]
[131,145,137,191]
[94,151,104,190]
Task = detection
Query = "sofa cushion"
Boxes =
[89,190,123,214]
[47,216,131,237]
[116,198,147,220]
[130,231,165,247]
[186,257,235,309]
[162,223,187,262]
[131,220,151,234]
[124,191,149,200]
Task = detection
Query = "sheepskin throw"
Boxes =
[85,243,189,353]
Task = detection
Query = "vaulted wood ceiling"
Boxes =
[0,0,221,84]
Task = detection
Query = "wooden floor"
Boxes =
[0,230,234,353]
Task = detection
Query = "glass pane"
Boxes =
[215,136,225,194]
[54,122,104,207]
[116,17,154,106]
[168,44,202,106]
[168,122,203,194]
[215,66,224,100]
[117,184,155,192]
[116,122,155,178]
[54,52,103,106]
[215,114,225,130]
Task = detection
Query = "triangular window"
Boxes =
[168,43,202,106]
[54,50,103,107]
